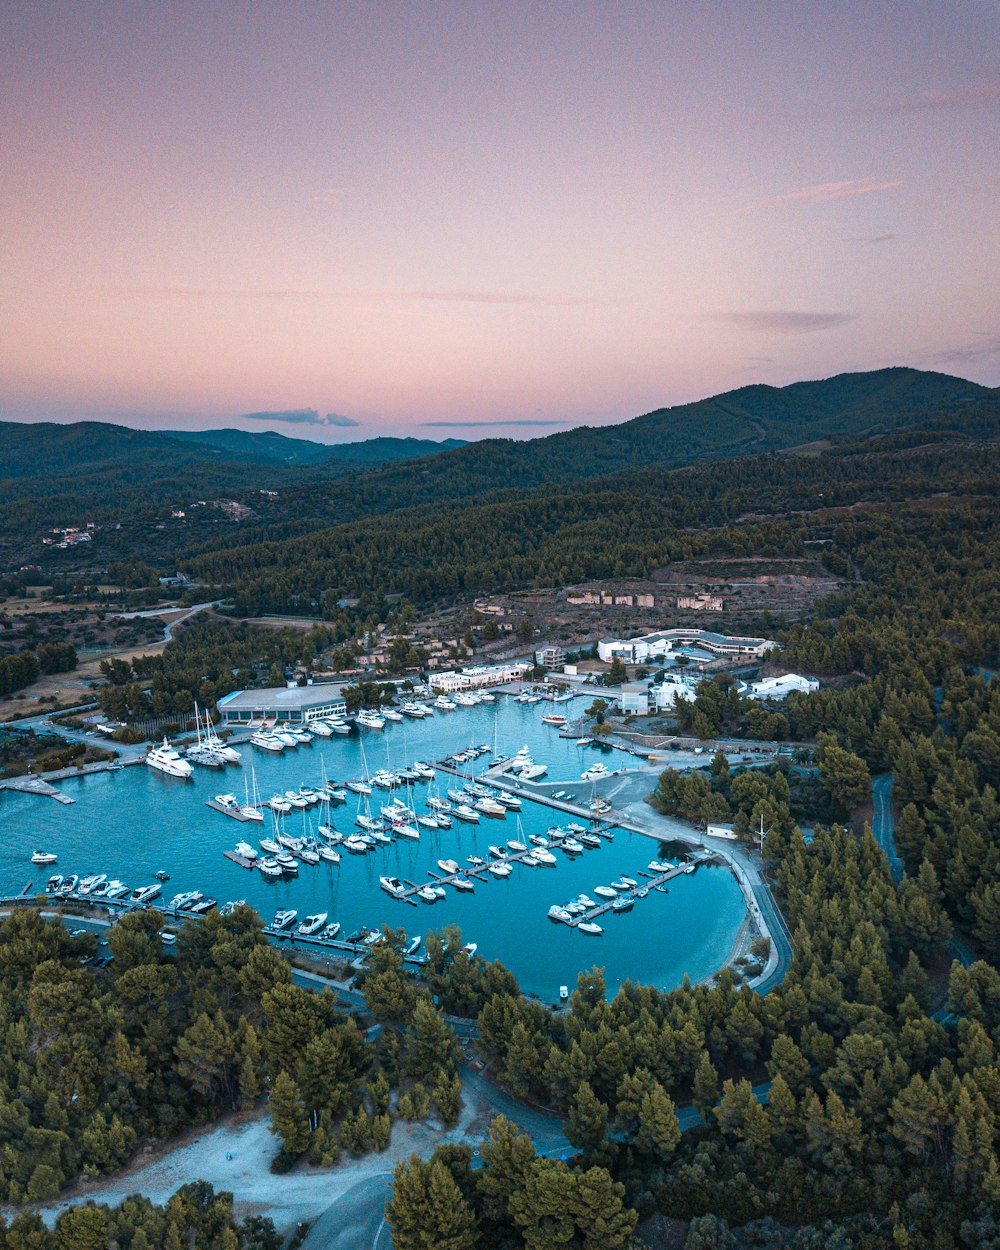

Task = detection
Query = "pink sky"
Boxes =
[2,1,998,441]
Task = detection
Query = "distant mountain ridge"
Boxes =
[165,427,466,466]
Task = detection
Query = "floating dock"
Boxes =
[222,849,256,869]
[558,861,697,928]
[206,799,255,822]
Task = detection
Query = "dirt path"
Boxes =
[12,1067,526,1235]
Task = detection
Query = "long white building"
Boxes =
[598,628,775,665]
[429,661,532,692]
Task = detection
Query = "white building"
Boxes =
[747,673,819,700]
[217,683,348,726]
[598,628,774,664]
[429,661,532,693]
[619,681,651,715]
[653,673,700,710]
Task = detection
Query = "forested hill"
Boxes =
[188,410,1000,616]
[165,428,466,466]
[267,367,995,519]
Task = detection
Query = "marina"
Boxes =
[0,695,746,998]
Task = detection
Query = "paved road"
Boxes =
[871,773,903,881]
[300,1175,391,1250]
[604,771,794,995]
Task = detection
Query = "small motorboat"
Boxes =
[31,851,57,865]
[403,935,422,956]
[450,876,474,892]
[534,849,557,866]
[437,859,460,874]
[578,922,604,936]
[46,874,63,891]
[417,886,439,903]
[594,886,618,900]
[297,913,328,936]
[548,905,572,923]
[488,861,512,878]
[380,876,406,897]
[322,922,342,940]
[612,897,635,913]
[561,839,584,854]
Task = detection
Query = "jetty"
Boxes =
[1,777,75,804]
[222,849,256,869]
[559,860,698,928]
[206,798,255,822]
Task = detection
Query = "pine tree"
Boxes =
[635,1085,680,1157]
[387,1155,478,1250]
[564,1081,608,1155]
[476,1116,536,1225]
[268,1071,309,1156]
[692,1050,719,1119]
[433,1069,462,1128]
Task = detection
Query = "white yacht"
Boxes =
[234,841,258,860]
[308,720,334,737]
[297,912,328,936]
[380,875,406,897]
[382,707,403,722]
[250,730,284,752]
[356,710,386,730]
[31,851,58,865]
[146,739,194,778]
[581,762,612,781]
[434,696,456,711]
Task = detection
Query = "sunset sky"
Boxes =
[2,1,998,441]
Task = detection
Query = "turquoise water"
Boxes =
[0,698,745,1001]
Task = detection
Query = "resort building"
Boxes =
[747,673,819,700]
[217,683,348,726]
[598,628,775,664]
[653,673,700,709]
[429,662,532,693]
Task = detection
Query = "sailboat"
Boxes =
[239,767,264,822]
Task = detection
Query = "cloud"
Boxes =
[242,409,361,427]
[116,287,603,307]
[741,178,903,213]
[924,334,1000,367]
[708,311,857,334]
[420,419,565,427]
[860,78,1000,118]
[743,355,776,363]
[844,234,895,244]
[312,187,347,204]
